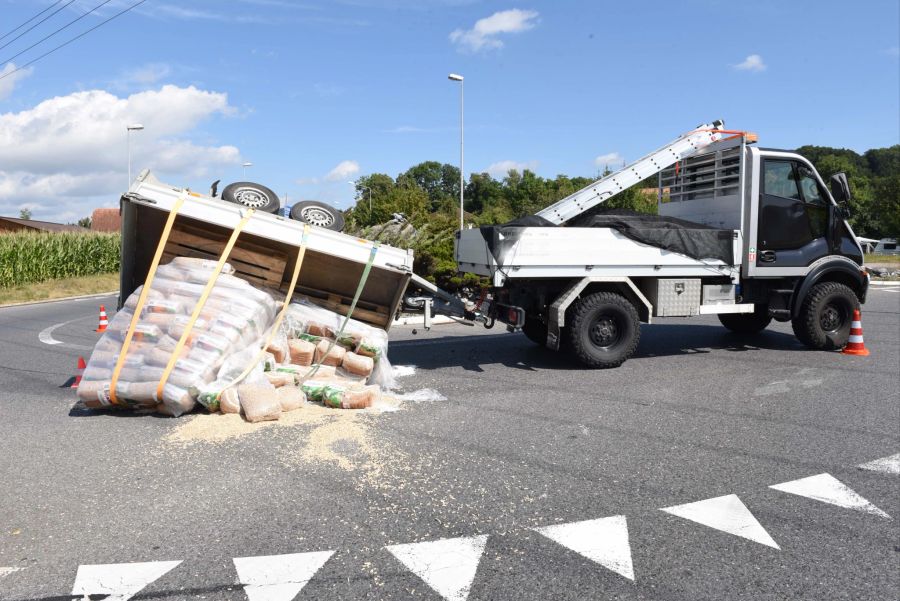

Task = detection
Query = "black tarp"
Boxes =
[479,209,734,265]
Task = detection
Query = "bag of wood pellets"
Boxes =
[76,258,278,417]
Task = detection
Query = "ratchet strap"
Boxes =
[109,194,186,405]
[303,241,380,380]
[217,224,311,393]
[155,208,256,402]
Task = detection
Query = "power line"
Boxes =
[0,0,150,83]
[1,0,116,66]
[0,0,79,52]
[0,0,67,43]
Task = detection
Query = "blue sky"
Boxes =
[0,0,897,221]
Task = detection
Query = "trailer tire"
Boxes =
[717,305,771,334]
[221,182,280,214]
[568,292,640,368]
[791,281,858,350]
[290,201,345,232]
[522,318,548,346]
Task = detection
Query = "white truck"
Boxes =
[454,121,869,367]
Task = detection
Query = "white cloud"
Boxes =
[120,63,172,86]
[594,152,623,168]
[886,46,900,58]
[449,9,539,52]
[0,85,240,221]
[0,62,33,100]
[325,160,360,182]
[733,54,766,72]
[485,159,539,177]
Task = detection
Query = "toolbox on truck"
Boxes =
[119,171,414,330]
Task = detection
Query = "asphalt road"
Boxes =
[0,286,898,600]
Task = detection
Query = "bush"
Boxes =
[0,232,120,288]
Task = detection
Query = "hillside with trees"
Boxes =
[346,145,899,287]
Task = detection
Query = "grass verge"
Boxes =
[865,253,900,266]
[0,273,119,306]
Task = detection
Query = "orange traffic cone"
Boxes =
[71,356,86,388]
[842,309,870,356]
[95,305,109,332]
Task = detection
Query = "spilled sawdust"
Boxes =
[163,395,405,481]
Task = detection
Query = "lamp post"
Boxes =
[448,73,464,231]
[242,162,253,179]
[126,124,144,188]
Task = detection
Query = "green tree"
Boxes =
[19,208,31,220]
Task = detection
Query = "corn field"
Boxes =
[0,232,120,288]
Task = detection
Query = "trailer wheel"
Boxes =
[568,292,640,368]
[717,305,771,334]
[522,317,548,346]
[791,281,858,350]
[221,181,280,214]
[290,200,345,232]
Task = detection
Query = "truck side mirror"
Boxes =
[830,172,851,203]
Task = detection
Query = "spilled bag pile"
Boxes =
[76,258,396,420]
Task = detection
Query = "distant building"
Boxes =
[0,216,88,234]
[91,208,121,233]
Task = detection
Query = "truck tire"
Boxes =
[522,317,548,346]
[718,305,771,334]
[290,200,345,232]
[221,182,280,214]
[567,291,640,368]
[791,281,858,350]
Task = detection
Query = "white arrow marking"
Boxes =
[0,567,22,578]
[770,473,891,518]
[661,494,780,549]
[386,535,488,601]
[233,551,334,601]
[71,560,181,601]
[533,515,634,581]
[858,453,900,475]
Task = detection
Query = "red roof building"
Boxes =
[0,216,88,234]
[91,208,121,232]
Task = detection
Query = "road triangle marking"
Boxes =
[71,560,181,601]
[233,551,334,601]
[660,494,779,549]
[386,535,488,601]
[533,515,634,581]
[770,473,890,518]
[858,453,900,475]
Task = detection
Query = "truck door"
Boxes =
[755,158,831,271]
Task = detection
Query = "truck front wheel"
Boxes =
[568,292,640,368]
[791,281,858,350]
[717,305,771,334]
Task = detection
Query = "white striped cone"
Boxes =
[95,305,109,332]
[842,309,869,356]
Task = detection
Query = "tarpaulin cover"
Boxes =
[479,210,734,265]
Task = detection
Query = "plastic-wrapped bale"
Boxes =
[276,386,306,411]
[288,339,316,366]
[239,384,282,422]
[314,339,346,367]
[342,352,374,378]
[75,257,278,417]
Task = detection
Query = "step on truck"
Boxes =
[454,120,869,367]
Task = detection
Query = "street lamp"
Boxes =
[126,124,144,188]
[242,162,253,179]
[349,181,372,213]
[448,73,464,232]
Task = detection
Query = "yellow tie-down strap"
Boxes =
[218,224,311,393]
[109,194,186,405]
[155,208,256,402]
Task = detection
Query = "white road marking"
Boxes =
[38,316,94,350]
[0,566,22,578]
[770,473,891,518]
[533,515,634,581]
[858,453,900,475]
[660,494,780,549]
[386,535,488,601]
[71,560,181,601]
[232,551,334,601]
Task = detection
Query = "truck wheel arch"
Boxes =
[791,258,867,318]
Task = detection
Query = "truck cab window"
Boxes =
[764,160,801,200]
[796,165,826,205]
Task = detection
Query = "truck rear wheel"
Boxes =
[718,305,771,334]
[568,291,640,368]
[791,281,858,350]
